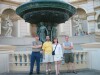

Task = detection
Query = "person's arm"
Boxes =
[32,42,37,49]
[69,42,73,50]
[59,44,63,58]
[35,45,42,48]
[63,43,71,50]
[32,42,42,49]
[35,42,42,48]
[42,43,45,59]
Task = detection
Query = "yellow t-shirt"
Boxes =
[42,41,53,54]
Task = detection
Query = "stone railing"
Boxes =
[9,50,88,72]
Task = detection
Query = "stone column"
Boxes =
[0,14,1,35]
[87,12,96,34]
[30,24,37,37]
[58,19,72,36]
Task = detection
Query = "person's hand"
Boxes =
[43,57,45,59]
[40,51,43,53]
[61,57,63,59]
[43,54,45,59]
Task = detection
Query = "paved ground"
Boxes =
[0,70,100,75]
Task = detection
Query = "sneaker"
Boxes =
[37,72,40,74]
[49,71,52,74]
[67,70,71,73]
[29,72,33,75]
[73,71,77,74]
[46,72,49,75]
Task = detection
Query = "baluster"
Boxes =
[84,52,87,63]
[12,54,16,66]
[10,54,15,67]
[76,52,79,64]
[27,54,30,66]
[14,54,17,66]
[78,52,82,65]
[82,52,85,64]
[73,52,77,69]
[81,53,83,64]
[24,54,27,66]
[19,54,22,66]
[16,54,20,66]
[22,54,25,66]
[29,54,31,64]
[74,52,77,64]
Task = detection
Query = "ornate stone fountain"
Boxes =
[16,0,76,42]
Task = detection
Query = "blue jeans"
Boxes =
[30,52,40,73]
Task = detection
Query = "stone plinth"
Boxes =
[81,42,100,48]
[95,32,100,42]
[0,45,16,51]
[0,45,16,73]
[81,42,100,71]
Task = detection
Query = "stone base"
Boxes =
[0,45,16,51]
[0,36,35,45]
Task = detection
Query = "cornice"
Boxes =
[0,0,22,6]
[70,0,87,5]
[87,12,96,16]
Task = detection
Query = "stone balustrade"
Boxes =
[9,50,88,72]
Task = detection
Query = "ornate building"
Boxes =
[0,0,100,38]
[0,0,100,73]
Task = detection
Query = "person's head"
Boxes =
[46,36,50,41]
[40,22,44,26]
[65,35,69,42]
[35,35,39,41]
[53,38,58,44]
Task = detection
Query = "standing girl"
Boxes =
[53,38,63,75]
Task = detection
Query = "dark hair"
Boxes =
[53,38,58,43]
[35,35,39,37]
[65,35,69,38]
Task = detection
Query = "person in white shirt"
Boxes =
[53,38,63,75]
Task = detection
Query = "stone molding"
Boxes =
[0,45,16,51]
[94,6,100,10]
[70,0,87,3]
[81,42,100,48]
[87,12,96,16]
[0,0,21,6]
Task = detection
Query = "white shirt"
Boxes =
[53,43,63,57]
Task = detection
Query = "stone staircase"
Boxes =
[0,37,35,51]
[58,34,96,50]
[0,34,96,50]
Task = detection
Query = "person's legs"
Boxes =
[58,61,61,74]
[30,52,36,74]
[48,62,52,72]
[48,55,53,73]
[46,62,49,74]
[45,54,49,73]
[70,53,77,74]
[65,53,70,72]
[36,52,41,74]
[55,61,58,75]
